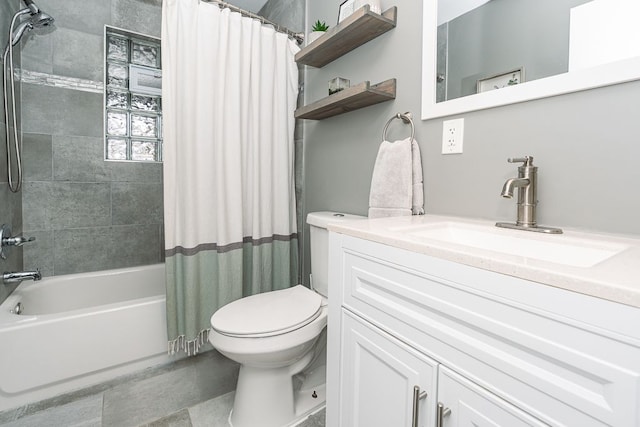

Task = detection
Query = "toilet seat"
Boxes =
[211,285,322,338]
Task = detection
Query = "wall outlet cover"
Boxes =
[442,118,464,154]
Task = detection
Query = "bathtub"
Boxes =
[0,264,173,412]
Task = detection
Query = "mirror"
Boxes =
[422,0,640,120]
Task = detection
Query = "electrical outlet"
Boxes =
[442,118,464,154]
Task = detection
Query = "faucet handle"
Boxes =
[508,156,534,166]
[0,225,36,259]
[4,236,36,247]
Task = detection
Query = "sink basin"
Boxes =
[403,222,627,268]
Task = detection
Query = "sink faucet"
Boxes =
[496,156,562,234]
[500,177,530,199]
[2,270,42,284]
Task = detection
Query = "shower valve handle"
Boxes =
[0,224,36,259]
[3,236,35,247]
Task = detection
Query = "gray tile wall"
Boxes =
[19,0,164,278]
[259,0,306,282]
[0,0,24,303]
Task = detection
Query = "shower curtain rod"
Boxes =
[201,0,304,44]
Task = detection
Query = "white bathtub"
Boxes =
[0,264,173,412]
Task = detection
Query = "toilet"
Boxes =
[209,211,363,427]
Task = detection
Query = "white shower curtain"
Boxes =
[162,0,300,355]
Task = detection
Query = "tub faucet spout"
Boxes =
[2,269,41,284]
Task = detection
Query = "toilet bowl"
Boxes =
[210,286,327,427]
[209,211,364,427]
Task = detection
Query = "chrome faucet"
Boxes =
[2,270,42,284]
[496,156,562,234]
[2,235,35,247]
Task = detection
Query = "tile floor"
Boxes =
[0,350,326,427]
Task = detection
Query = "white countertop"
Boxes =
[328,215,640,308]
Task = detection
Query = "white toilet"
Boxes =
[209,211,363,427]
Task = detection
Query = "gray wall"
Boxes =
[443,0,591,100]
[0,0,24,303]
[259,0,305,33]
[303,0,640,283]
[17,0,164,278]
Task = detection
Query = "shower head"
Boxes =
[2,1,54,61]
[5,3,54,48]
[29,11,54,29]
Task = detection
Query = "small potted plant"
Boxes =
[308,20,329,45]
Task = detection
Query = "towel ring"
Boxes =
[382,112,415,142]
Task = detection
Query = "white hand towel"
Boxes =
[368,137,424,218]
[411,139,425,215]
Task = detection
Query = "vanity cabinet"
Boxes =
[326,233,640,427]
[340,311,542,427]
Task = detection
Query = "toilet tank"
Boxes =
[306,211,365,297]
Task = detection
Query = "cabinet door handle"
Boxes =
[437,402,452,427]
[411,385,428,427]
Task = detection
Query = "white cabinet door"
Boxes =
[339,311,438,427]
[437,366,548,427]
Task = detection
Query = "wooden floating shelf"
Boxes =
[295,6,397,68]
[295,79,396,120]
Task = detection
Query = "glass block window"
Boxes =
[105,27,162,162]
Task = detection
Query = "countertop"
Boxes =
[328,215,640,309]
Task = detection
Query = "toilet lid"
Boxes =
[210,285,322,337]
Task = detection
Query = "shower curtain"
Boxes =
[162,0,300,355]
